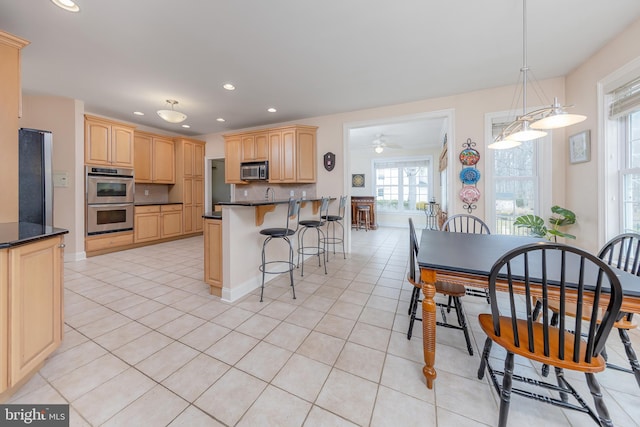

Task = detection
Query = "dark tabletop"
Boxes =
[0,222,69,248]
[417,230,640,298]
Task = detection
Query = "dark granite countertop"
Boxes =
[0,222,69,248]
[203,211,222,220]
[216,197,326,207]
[134,202,183,206]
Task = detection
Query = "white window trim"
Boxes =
[597,56,640,246]
[372,155,434,213]
[483,110,553,232]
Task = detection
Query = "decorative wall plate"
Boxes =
[352,173,365,187]
[459,186,481,204]
[459,167,481,185]
[459,148,480,166]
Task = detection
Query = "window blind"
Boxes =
[609,75,640,119]
[374,159,430,169]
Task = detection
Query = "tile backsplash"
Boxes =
[233,182,317,201]
[134,183,170,204]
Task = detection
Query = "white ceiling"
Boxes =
[2,0,640,139]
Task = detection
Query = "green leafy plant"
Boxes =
[514,205,577,241]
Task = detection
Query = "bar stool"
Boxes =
[321,195,347,260]
[297,197,329,276]
[259,198,300,302]
[355,205,370,231]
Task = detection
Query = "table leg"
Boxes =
[420,267,437,389]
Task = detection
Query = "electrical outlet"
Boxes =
[302,191,306,198]
[290,190,294,197]
[244,190,248,197]
[144,190,149,196]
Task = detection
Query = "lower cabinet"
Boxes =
[134,205,183,243]
[1,235,64,397]
[204,218,222,296]
[85,231,134,254]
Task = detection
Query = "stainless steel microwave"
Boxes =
[240,161,268,180]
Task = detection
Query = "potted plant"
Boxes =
[514,205,576,241]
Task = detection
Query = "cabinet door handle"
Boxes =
[58,243,66,248]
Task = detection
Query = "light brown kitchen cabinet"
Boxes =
[224,136,244,184]
[204,218,223,296]
[134,132,175,184]
[85,231,134,254]
[84,115,135,167]
[134,204,183,243]
[134,205,161,242]
[1,235,64,396]
[0,31,29,223]
[225,125,317,184]
[169,138,206,235]
[161,204,183,237]
[241,132,269,162]
[268,125,317,183]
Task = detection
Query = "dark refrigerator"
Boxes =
[19,128,53,226]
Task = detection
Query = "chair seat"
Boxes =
[322,215,343,221]
[299,220,324,227]
[478,314,607,373]
[544,300,637,330]
[260,227,296,237]
[407,275,466,297]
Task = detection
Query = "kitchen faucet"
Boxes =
[265,187,275,202]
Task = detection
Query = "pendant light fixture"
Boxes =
[157,99,187,124]
[489,0,586,149]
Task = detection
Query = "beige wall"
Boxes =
[565,18,640,252]
[19,94,85,259]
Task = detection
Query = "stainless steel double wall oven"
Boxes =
[86,166,134,235]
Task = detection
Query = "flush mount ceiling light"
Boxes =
[51,0,80,12]
[181,124,190,129]
[374,145,384,154]
[223,83,236,91]
[133,111,144,116]
[490,0,586,149]
[157,100,187,124]
[216,118,226,122]
[267,107,277,113]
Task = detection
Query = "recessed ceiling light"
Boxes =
[223,83,235,91]
[181,124,190,128]
[133,111,144,116]
[51,0,80,12]
[267,108,277,113]
[216,118,226,122]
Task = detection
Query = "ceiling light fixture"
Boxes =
[157,100,187,124]
[223,83,236,91]
[51,0,80,12]
[267,107,277,113]
[216,118,226,122]
[490,0,586,149]
[181,125,190,129]
[133,111,144,116]
[374,146,384,154]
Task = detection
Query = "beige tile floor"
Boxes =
[7,227,640,426]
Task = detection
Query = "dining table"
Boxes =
[416,229,640,389]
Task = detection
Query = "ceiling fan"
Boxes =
[372,134,401,153]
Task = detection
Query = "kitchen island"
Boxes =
[203,198,330,301]
[0,223,68,401]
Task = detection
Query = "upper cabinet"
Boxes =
[85,115,135,167]
[0,31,29,223]
[224,136,244,184]
[224,125,317,184]
[241,132,269,162]
[134,131,175,184]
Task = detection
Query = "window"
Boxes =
[613,77,640,232]
[484,114,551,235]
[374,157,432,212]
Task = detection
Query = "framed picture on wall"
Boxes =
[569,130,591,164]
[352,174,365,187]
